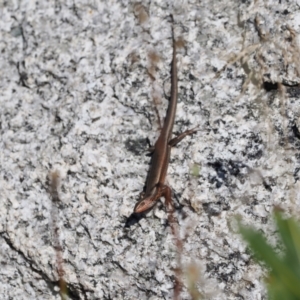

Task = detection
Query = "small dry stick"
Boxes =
[164,187,184,300]
[49,171,68,300]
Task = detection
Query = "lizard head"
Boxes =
[134,195,157,214]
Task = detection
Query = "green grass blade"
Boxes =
[239,223,300,298]
[274,212,300,278]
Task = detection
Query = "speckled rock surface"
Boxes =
[1,1,300,299]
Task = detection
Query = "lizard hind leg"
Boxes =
[169,125,200,147]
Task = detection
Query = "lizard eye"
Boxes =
[134,201,147,213]
[138,201,145,208]
[140,201,147,208]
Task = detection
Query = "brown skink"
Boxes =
[134,21,198,214]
